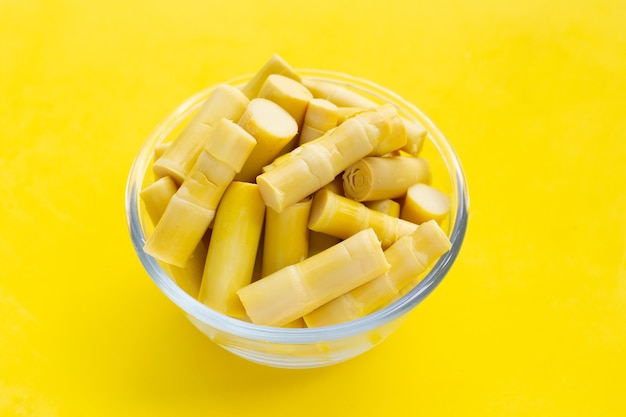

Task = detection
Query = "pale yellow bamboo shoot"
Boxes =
[240,54,301,99]
[342,156,432,201]
[140,174,205,297]
[237,228,389,327]
[303,220,451,327]
[198,182,266,318]
[401,183,451,225]
[235,98,298,182]
[140,175,178,226]
[301,79,377,108]
[144,119,256,267]
[364,199,401,218]
[308,189,418,249]
[258,74,313,129]
[262,199,312,277]
[153,85,249,183]
[299,98,339,144]
[401,118,427,155]
[257,108,402,212]
[359,105,407,156]
[336,106,366,124]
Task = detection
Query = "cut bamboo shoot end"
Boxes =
[152,122,214,184]
[409,219,453,267]
[193,84,250,127]
[302,98,339,131]
[163,239,208,298]
[342,156,432,202]
[240,53,301,99]
[258,74,313,128]
[401,183,451,224]
[237,228,389,327]
[140,175,178,226]
[235,98,298,182]
[364,199,401,218]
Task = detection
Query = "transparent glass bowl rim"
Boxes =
[125,68,469,344]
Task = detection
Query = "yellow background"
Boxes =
[1,0,625,416]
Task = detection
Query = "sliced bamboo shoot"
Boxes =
[153,85,249,183]
[302,79,377,108]
[235,98,298,182]
[299,98,339,144]
[257,108,402,212]
[144,119,256,267]
[237,228,389,327]
[240,54,301,99]
[364,199,401,218]
[308,189,418,249]
[262,199,312,277]
[140,175,178,226]
[401,118,427,155]
[401,183,451,225]
[343,156,431,202]
[198,182,266,318]
[258,74,313,129]
[303,220,451,327]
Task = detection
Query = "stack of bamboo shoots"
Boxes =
[140,54,453,327]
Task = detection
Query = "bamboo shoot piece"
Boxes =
[258,74,313,129]
[144,119,256,267]
[140,175,205,297]
[198,182,266,318]
[302,79,378,108]
[234,98,298,182]
[359,105,407,156]
[240,53,301,99]
[154,142,171,160]
[308,189,418,249]
[401,118,427,155]
[336,106,366,124]
[153,85,249,183]
[140,175,178,226]
[364,199,401,218]
[303,220,451,327]
[342,156,431,202]
[262,199,312,277]
[237,228,389,327]
[401,183,451,225]
[299,98,339,144]
[256,107,403,212]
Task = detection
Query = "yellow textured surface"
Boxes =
[1,1,625,416]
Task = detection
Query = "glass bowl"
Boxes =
[125,69,469,369]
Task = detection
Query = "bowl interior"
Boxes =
[125,69,469,344]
